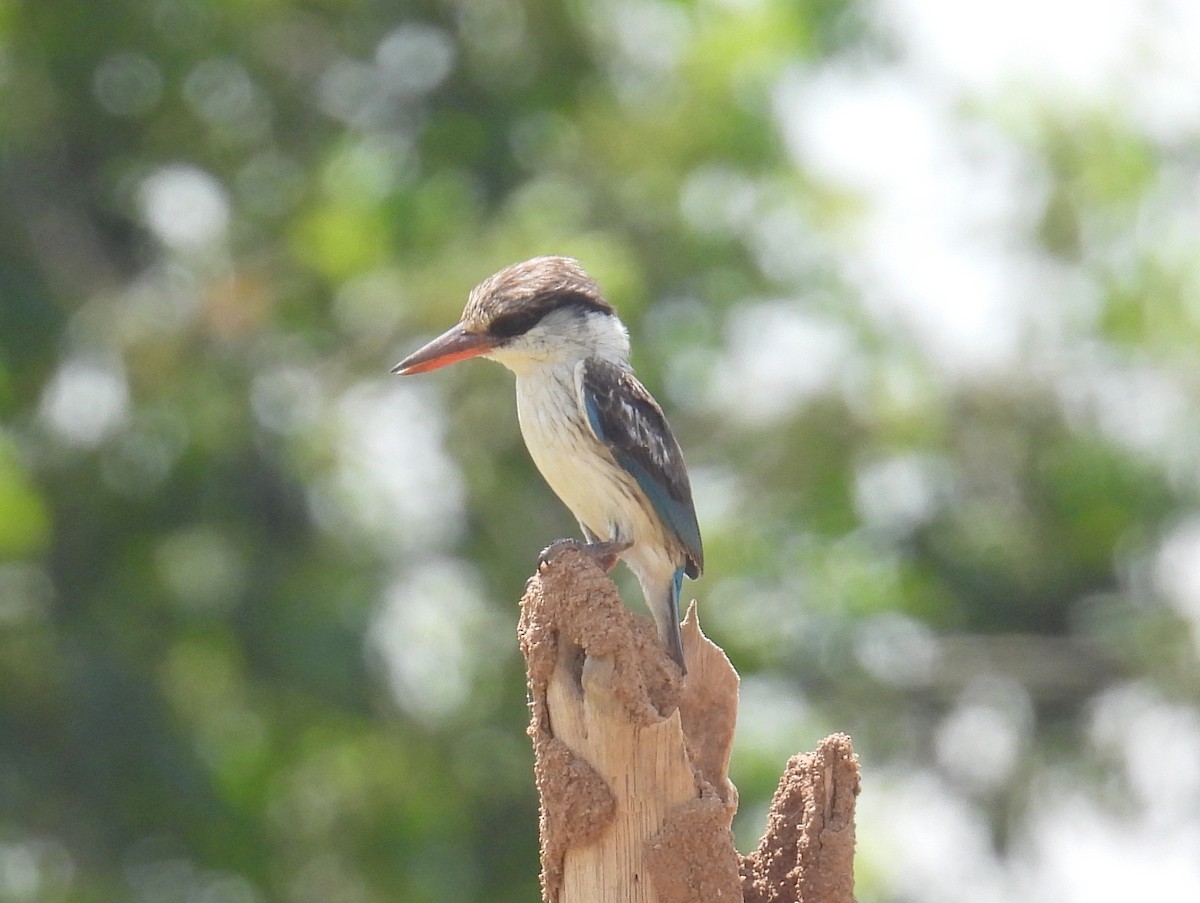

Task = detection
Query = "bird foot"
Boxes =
[538,538,631,573]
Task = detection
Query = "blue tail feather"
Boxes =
[663,565,687,674]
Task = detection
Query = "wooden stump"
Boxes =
[518,550,860,903]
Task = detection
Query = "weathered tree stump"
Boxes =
[519,550,860,903]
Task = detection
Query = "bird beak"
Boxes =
[391,322,495,375]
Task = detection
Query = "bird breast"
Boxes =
[513,366,648,546]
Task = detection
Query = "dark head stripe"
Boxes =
[488,291,612,339]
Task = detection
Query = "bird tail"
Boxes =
[661,565,687,674]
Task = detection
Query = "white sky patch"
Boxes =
[761,5,1200,900]
[733,673,812,760]
[857,769,1011,903]
[314,380,466,557]
[987,683,1200,902]
[862,747,1200,903]
[875,0,1200,142]
[708,301,854,424]
[935,675,1033,792]
[853,452,949,534]
[1054,359,1193,464]
[777,67,943,199]
[605,0,689,76]
[1088,683,1200,825]
[853,611,941,688]
[584,0,690,73]
[375,23,457,98]
[0,837,74,902]
[1127,1,1200,142]
[370,559,503,725]
[685,464,741,535]
[702,573,812,657]
[139,164,230,251]
[775,66,1047,376]
[774,3,1200,381]
[1154,517,1200,651]
[1138,164,1200,286]
[39,355,130,447]
[1018,781,1200,903]
[317,59,379,125]
[874,0,1142,102]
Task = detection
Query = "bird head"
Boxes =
[392,256,629,377]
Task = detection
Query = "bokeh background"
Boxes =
[3,0,1200,900]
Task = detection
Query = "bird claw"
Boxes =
[538,538,632,572]
[538,538,584,568]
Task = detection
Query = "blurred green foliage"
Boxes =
[2,0,1199,901]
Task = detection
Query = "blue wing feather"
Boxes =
[580,359,703,576]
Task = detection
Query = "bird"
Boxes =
[392,256,703,673]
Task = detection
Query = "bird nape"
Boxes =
[393,256,702,674]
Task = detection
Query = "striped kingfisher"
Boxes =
[392,256,703,673]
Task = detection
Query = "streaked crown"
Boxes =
[461,256,616,339]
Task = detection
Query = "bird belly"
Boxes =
[515,376,659,552]
[515,373,686,640]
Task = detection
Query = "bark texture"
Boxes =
[519,550,860,903]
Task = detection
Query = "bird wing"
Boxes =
[577,358,703,577]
